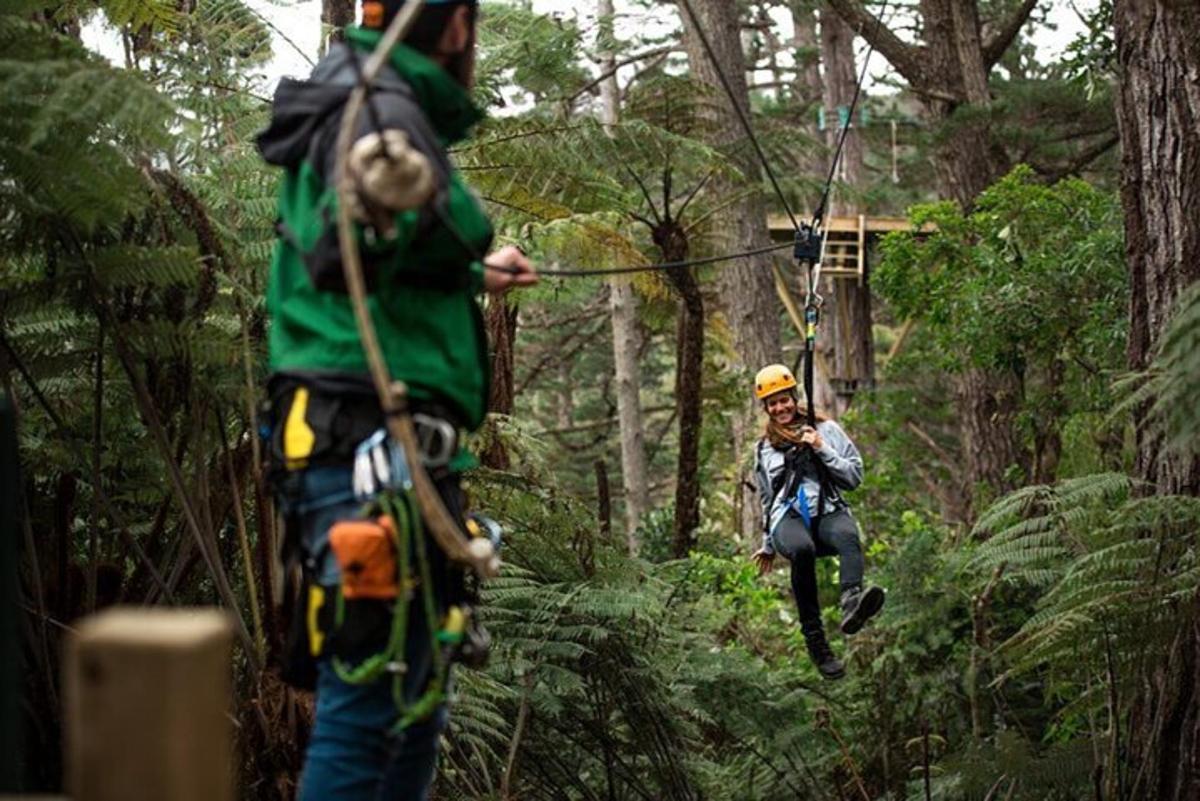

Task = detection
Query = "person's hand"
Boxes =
[798,425,824,450]
[752,548,776,577]
[483,245,538,294]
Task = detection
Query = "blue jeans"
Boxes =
[285,466,449,801]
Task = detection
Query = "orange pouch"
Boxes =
[329,517,398,600]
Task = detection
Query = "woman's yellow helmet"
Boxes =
[754,364,798,400]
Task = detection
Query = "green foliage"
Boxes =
[874,165,1128,486]
[877,165,1125,377]
[932,731,1095,800]
[0,23,174,236]
[98,0,182,34]
[1115,284,1200,458]
[963,467,1200,790]
[1060,0,1116,93]
[476,2,589,105]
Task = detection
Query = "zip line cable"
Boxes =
[790,1,893,401]
[811,0,891,230]
[484,241,794,278]
[427,194,795,280]
[676,0,802,233]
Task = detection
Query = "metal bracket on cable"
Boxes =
[793,222,823,264]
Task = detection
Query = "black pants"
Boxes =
[772,508,864,633]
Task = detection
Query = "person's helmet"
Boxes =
[363,0,477,29]
[754,364,798,400]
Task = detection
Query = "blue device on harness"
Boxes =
[789,484,813,530]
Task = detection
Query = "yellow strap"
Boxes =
[307,585,326,656]
[442,605,465,635]
[284,387,316,468]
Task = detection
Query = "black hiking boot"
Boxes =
[839,585,886,636]
[803,626,845,681]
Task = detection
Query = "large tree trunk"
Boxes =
[678,0,781,538]
[954,366,1024,498]
[1115,3,1200,798]
[790,1,824,109]
[1116,0,1200,496]
[917,0,1023,495]
[820,7,874,416]
[600,0,650,550]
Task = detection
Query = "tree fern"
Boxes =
[1115,283,1200,458]
[973,472,1200,729]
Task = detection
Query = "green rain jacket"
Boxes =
[257,27,494,440]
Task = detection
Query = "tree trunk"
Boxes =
[481,298,518,470]
[321,0,354,50]
[1115,0,1200,497]
[790,1,824,109]
[1031,358,1066,484]
[678,0,780,539]
[654,223,704,560]
[954,367,1024,499]
[820,6,874,415]
[600,0,650,549]
[1115,3,1200,798]
[917,0,1023,498]
[608,278,650,547]
[820,8,864,194]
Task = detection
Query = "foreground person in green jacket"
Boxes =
[256,1,536,797]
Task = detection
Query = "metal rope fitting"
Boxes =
[794,222,823,263]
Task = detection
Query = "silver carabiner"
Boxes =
[411,413,457,468]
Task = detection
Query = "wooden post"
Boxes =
[64,608,234,801]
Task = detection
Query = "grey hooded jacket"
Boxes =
[753,419,863,554]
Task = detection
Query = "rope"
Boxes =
[676,0,802,233]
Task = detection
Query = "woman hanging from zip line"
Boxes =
[751,364,885,680]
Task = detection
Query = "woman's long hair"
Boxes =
[763,395,830,449]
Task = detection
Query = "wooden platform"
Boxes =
[767,214,936,283]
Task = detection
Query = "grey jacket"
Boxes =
[753,419,864,554]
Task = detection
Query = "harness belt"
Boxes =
[263,373,464,478]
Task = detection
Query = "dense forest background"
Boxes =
[3,0,1199,798]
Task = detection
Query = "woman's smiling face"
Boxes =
[764,391,797,425]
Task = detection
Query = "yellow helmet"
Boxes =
[754,364,798,400]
